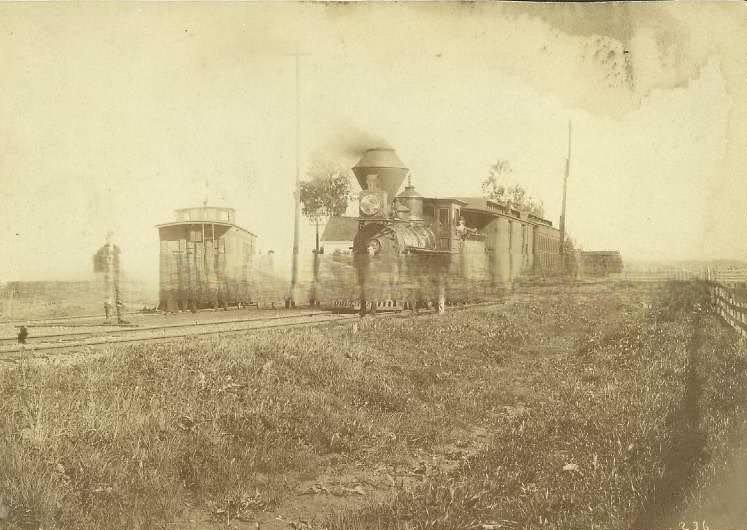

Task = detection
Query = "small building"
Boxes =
[156,206,258,311]
[320,216,358,254]
[581,251,623,276]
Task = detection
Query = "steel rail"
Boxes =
[0,299,512,365]
[0,305,293,326]
[0,311,330,344]
[0,314,358,360]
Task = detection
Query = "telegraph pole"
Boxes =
[559,120,571,256]
[7,286,14,320]
[287,49,308,308]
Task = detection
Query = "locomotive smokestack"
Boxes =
[352,148,409,198]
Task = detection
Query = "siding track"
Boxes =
[0,311,356,362]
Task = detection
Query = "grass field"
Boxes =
[0,281,743,530]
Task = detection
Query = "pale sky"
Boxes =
[1,2,745,285]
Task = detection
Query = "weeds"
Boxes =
[652,280,709,322]
[0,282,741,530]
[322,282,742,530]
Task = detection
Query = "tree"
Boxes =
[526,197,545,218]
[299,161,352,307]
[299,161,352,253]
[481,159,512,204]
[481,159,544,217]
[562,233,579,278]
[507,184,527,210]
[562,234,577,252]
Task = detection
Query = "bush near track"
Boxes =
[0,282,742,530]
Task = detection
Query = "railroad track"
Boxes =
[0,312,360,363]
[0,310,330,345]
[0,298,517,365]
[0,305,286,327]
[0,311,143,326]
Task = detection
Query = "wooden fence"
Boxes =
[708,281,747,340]
[708,272,747,284]
[612,268,747,284]
[614,270,704,282]
[610,267,747,339]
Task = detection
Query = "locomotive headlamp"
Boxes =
[360,192,383,216]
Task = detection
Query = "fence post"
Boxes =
[710,280,747,339]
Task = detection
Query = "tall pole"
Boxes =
[103,240,112,320]
[288,50,305,307]
[7,286,14,320]
[113,242,122,323]
[559,120,571,256]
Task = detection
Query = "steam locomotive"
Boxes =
[325,147,565,313]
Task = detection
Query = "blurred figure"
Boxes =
[367,240,380,256]
[116,299,126,324]
[17,325,28,345]
[104,300,113,320]
[456,217,477,240]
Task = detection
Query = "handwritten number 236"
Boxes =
[680,522,709,530]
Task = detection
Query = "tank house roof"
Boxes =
[155,205,257,237]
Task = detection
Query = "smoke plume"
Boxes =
[310,125,392,165]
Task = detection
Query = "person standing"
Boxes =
[116,299,125,323]
[17,325,28,345]
[456,217,477,241]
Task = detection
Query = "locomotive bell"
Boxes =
[353,148,409,197]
